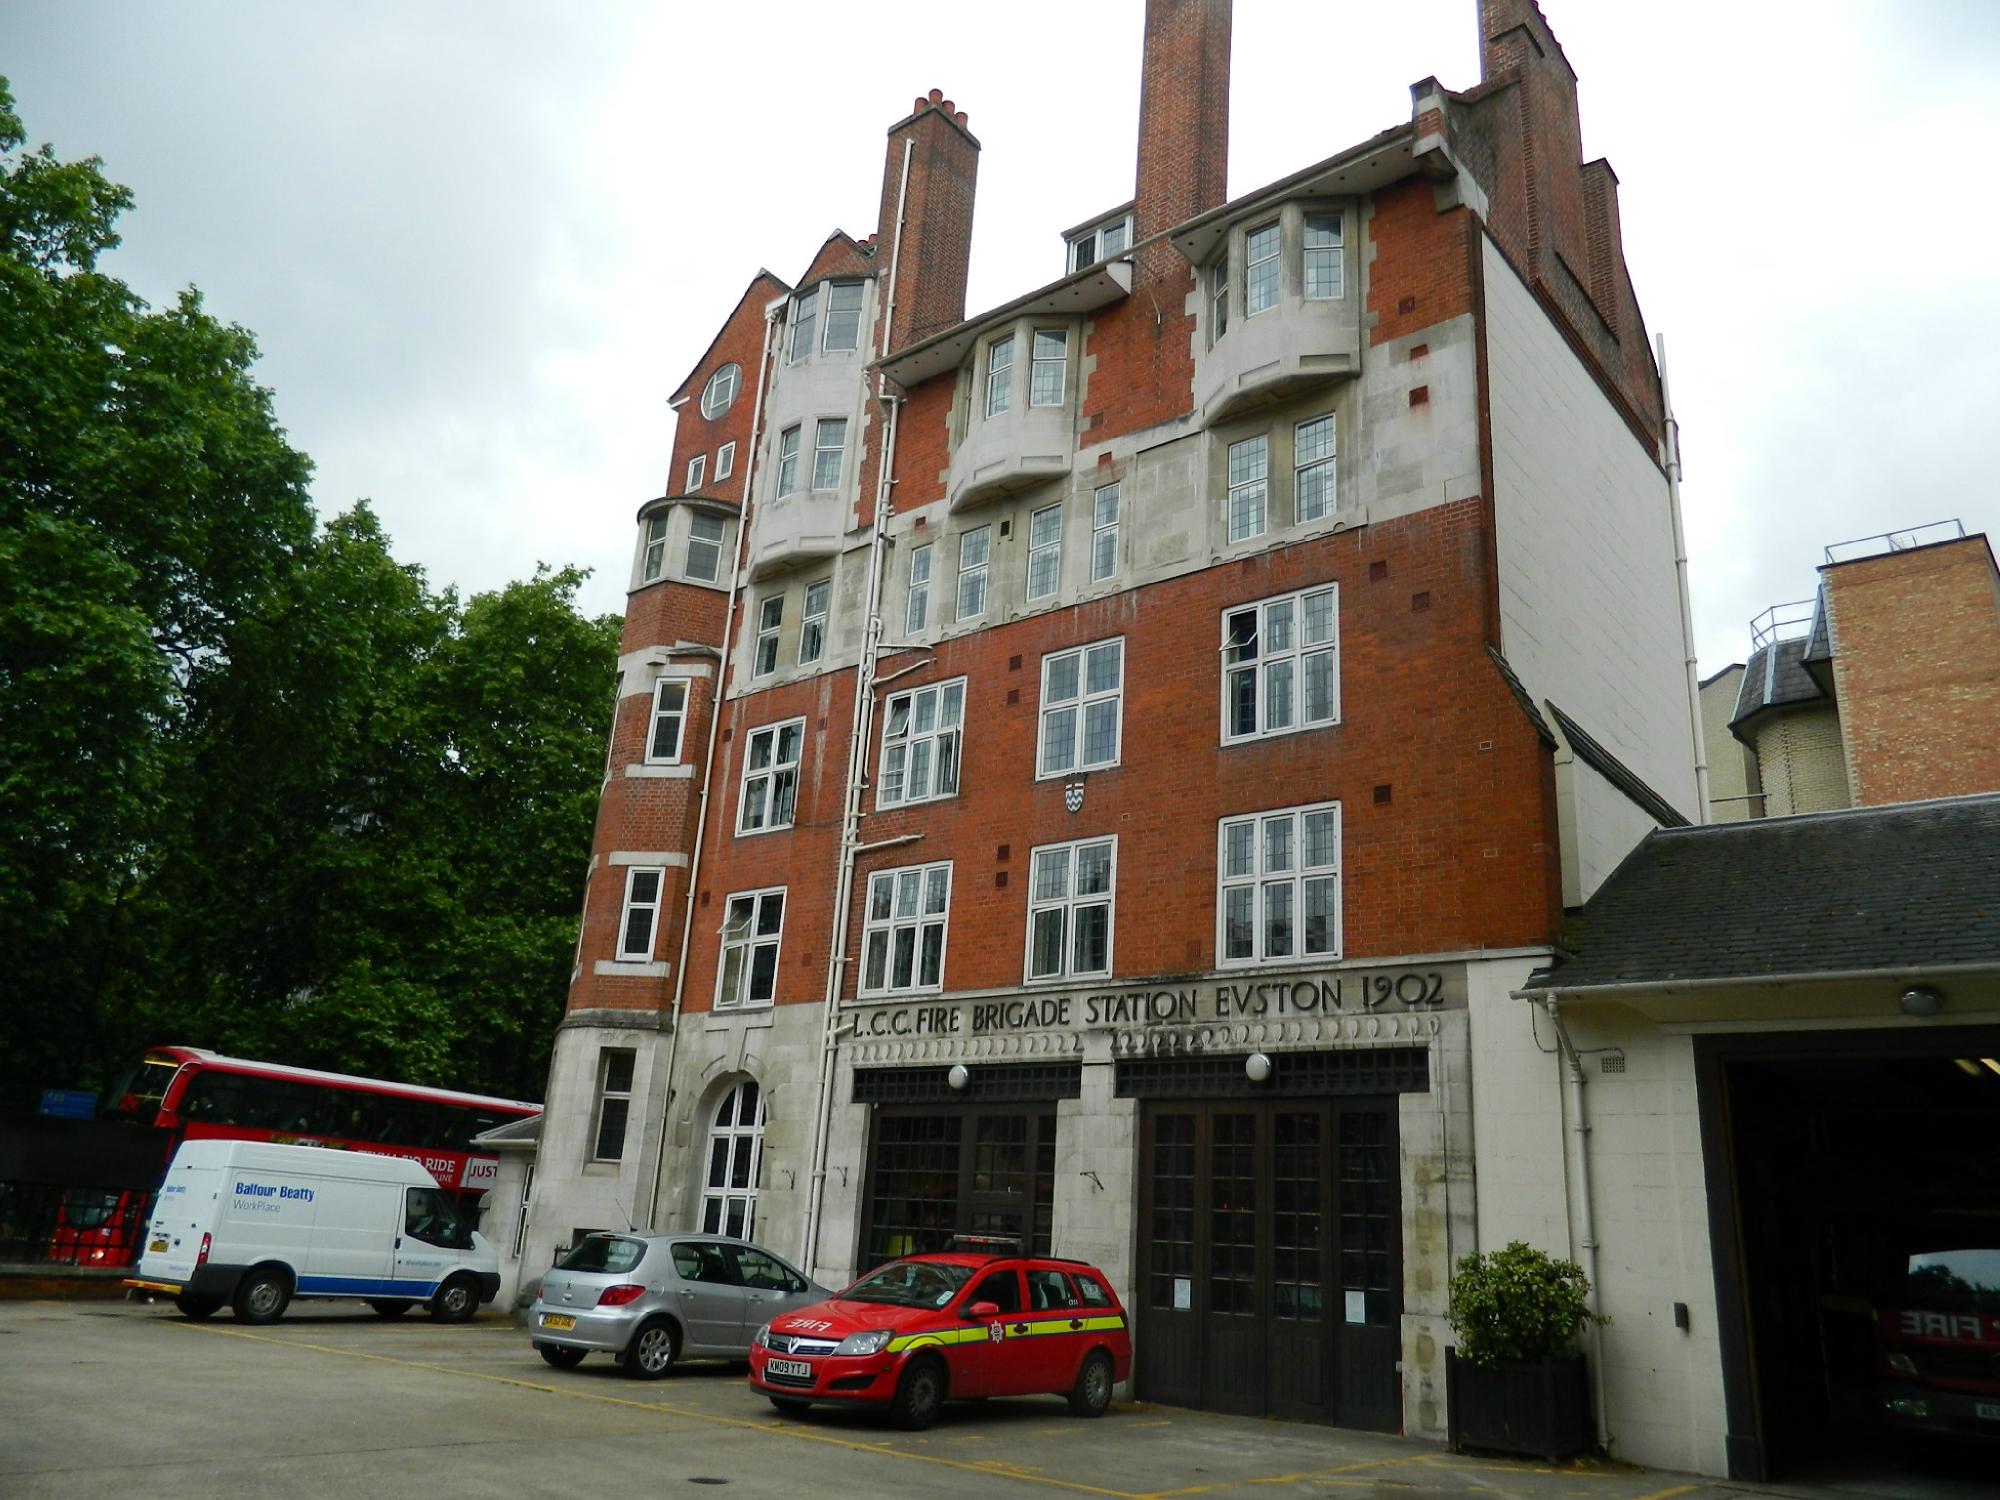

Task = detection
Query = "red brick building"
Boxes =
[526,0,1699,1438]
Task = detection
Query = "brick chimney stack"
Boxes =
[1133,0,1231,272]
[875,90,980,356]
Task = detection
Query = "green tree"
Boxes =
[1,81,618,1108]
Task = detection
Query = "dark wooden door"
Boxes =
[1136,1097,1400,1431]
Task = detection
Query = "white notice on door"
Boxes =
[1345,1289,1367,1324]
[1173,1277,1192,1310]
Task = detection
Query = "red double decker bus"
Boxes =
[106,1047,539,1200]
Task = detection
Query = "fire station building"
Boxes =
[525,0,1704,1450]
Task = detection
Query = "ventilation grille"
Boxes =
[853,1063,1083,1106]
[1114,1047,1429,1100]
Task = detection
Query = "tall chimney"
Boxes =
[875,90,980,356]
[1133,0,1231,262]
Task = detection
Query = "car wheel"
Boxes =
[1068,1350,1114,1418]
[232,1267,291,1325]
[174,1293,222,1320]
[539,1345,587,1370]
[891,1356,945,1431]
[368,1299,414,1318]
[768,1396,810,1417]
[623,1318,678,1380]
[428,1275,479,1323]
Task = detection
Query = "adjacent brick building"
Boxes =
[525,0,1699,1444]
[1702,521,2000,821]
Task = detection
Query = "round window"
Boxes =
[701,363,741,420]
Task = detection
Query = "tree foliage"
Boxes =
[0,80,617,1108]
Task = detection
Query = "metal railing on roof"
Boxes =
[1748,599,1816,651]
[1823,519,1965,566]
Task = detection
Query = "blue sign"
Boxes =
[39,1089,97,1120]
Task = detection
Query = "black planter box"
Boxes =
[1446,1348,1592,1461]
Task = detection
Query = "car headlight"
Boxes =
[753,1322,773,1349]
[833,1329,894,1357]
[1884,1351,1918,1376]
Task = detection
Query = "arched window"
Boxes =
[701,1081,765,1239]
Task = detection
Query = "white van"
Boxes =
[128,1140,500,1325]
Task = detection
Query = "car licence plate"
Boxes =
[1977,1402,2000,1422]
[541,1314,576,1331]
[149,1238,168,1253]
[768,1359,812,1379]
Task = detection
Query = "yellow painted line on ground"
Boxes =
[168,1321,1145,1499]
[1625,1487,1698,1500]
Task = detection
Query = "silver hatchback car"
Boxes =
[530,1232,828,1378]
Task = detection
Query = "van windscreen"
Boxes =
[558,1235,646,1274]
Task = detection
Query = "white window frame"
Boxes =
[798,578,830,665]
[1226,433,1268,543]
[736,718,804,835]
[1036,637,1124,779]
[1209,252,1229,338]
[905,542,932,635]
[859,861,953,997]
[700,1082,766,1238]
[685,513,725,583]
[753,595,783,677]
[822,279,865,351]
[646,678,689,764]
[640,514,669,583]
[878,677,964,809]
[1029,329,1067,407]
[685,453,706,492]
[1217,802,1342,967]
[1066,211,1132,272]
[1294,415,1336,523]
[716,887,785,1009]
[1026,502,1062,601]
[700,363,740,419]
[955,526,989,621]
[776,425,801,496]
[1221,584,1340,743]
[590,1049,637,1162]
[1090,482,1120,583]
[811,417,846,491]
[985,334,1014,417]
[788,286,818,363]
[1245,219,1281,317]
[1024,836,1116,983]
[715,441,736,483]
[1303,211,1344,300]
[616,866,665,961]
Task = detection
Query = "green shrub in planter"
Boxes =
[1445,1242,1605,1459]
[1446,1241,1602,1364]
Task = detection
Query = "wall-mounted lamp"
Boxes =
[1245,1052,1273,1084]
[1899,985,1944,1018]
[1079,1169,1104,1192]
[948,1064,970,1091]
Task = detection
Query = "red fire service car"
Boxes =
[748,1240,1131,1430]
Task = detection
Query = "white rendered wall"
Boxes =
[1556,754,1663,907]
[1483,239,1698,836]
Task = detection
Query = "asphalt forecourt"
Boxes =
[2,1298,1722,1500]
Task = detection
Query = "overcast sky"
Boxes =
[5,0,1997,671]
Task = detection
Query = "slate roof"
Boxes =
[1731,635,1824,728]
[1529,794,2000,991]
[473,1113,543,1146]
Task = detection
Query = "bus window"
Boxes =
[107,1052,184,1117]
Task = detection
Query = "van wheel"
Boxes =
[428,1275,479,1323]
[368,1299,414,1318]
[233,1267,291,1325]
[539,1345,587,1370]
[174,1294,222,1320]
[1068,1350,1114,1417]
[892,1356,945,1430]
[622,1318,678,1379]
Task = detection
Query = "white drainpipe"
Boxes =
[1658,333,1709,824]
[799,137,915,1280]
[641,300,782,1227]
[1541,995,1612,1450]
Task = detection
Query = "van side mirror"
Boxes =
[967,1300,1000,1319]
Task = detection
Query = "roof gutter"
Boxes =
[1513,958,2000,1004]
